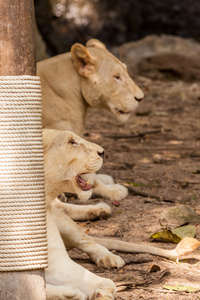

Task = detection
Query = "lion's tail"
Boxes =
[92,236,200,259]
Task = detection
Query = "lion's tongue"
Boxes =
[77,176,93,191]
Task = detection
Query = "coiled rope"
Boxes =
[0,76,48,271]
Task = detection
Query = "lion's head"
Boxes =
[43,129,104,203]
[71,39,144,123]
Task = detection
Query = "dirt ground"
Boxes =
[68,77,200,299]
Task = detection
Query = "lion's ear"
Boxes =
[86,39,106,50]
[71,43,97,77]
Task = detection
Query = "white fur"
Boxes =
[44,129,120,299]
[37,39,143,206]
[44,129,200,299]
[53,197,112,221]
[46,209,116,300]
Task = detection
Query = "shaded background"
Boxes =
[34,0,200,56]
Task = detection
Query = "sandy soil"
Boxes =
[68,77,200,300]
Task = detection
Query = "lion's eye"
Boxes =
[69,138,77,145]
[114,74,122,81]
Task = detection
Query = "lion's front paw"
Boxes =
[96,253,125,269]
[88,203,111,220]
[98,184,128,201]
[107,184,128,201]
[91,291,114,300]
[90,280,116,300]
[93,180,128,201]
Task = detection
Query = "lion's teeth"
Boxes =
[86,180,90,185]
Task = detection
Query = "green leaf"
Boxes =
[150,224,196,244]
[149,228,181,243]
[172,225,196,239]
[126,181,146,187]
[163,285,199,293]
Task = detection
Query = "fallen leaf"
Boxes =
[150,223,196,243]
[149,264,161,272]
[149,228,181,243]
[172,225,196,239]
[163,285,199,293]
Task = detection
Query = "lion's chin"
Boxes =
[76,189,93,202]
[115,111,131,123]
[108,103,137,123]
[71,175,93,202]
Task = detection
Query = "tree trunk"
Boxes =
[0,0,46,299]
[0,0,36,76]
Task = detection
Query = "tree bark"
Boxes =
[0,0,36,76]
[0,0,46,299]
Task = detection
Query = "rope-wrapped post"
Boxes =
[0,0,47,299]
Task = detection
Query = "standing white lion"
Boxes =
[37,39,143,206]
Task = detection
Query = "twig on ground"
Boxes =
[134,286,177,293]
[116,269,169,292]
[124,257,153,265]
[126,185,175,203]
[104,129,161,139]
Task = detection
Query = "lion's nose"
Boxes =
[98,151,104,159]
[135,96,143,102]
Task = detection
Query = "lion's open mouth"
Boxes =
[76,175,93,191]
[115,107,131,115]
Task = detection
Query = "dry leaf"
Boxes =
[172,225,196,239]
[149,264,161,272]
[150,228,181,243]
[163,285,199,293]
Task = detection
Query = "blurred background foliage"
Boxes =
[34,0,200,56]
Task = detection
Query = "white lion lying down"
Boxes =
[37,39,144,207]
[44,129,200,300]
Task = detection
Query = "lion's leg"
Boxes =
[46,209,117,299]
[53,197,111,221]
[92,174,128,201]
[94,174,115,185]
[80,173,128,201]
[50,203,125,269]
